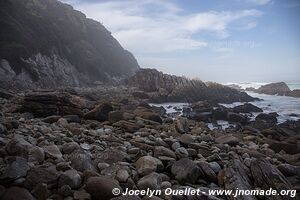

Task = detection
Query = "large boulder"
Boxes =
[256,82,291,95]
[232,103,262,113]
[19,91,85,117]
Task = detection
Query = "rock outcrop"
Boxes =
[248,82,300,98]
[0,0,139,90]
[128,69,255,103]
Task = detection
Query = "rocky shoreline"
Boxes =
[0,88,299,200]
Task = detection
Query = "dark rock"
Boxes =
[227,112,248,124]
[137,172,162,190]
[94,149,129,165]
[42,115,61,123]
[135,156,164,176]
[25,166,60,190]
[64,115,81,123]
[175,117,189,134]
[0,0,139,89]
[171,158,203,184]
[108,111,124,124]
[19,91,85,117]
[1,187,35,200]
[0,123,7,134]
[58,169,82,189]
[215,134,239,146]
[128,69,255,103]
[232,103,262,113]
[43,144,62,159]
[113,120,140,133]
[154,146,176,159]
[32,183,49,200]
[85,176,123,200]
[0,156,29,181]
[6,136,33,158]
[212,107,228,120]
[84,103,113,122]
[268,141,299,154]
[197,161,217,183]
[250,159,294,200]
[133,107,162,124]
[277,164,299,177]
[221,159,253,200]
[255,113,277,124]
[256,82,291,95]
[70,151,96,172]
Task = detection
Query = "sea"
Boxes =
[151,81,300,130]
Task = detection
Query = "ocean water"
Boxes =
[151,81,300,130]
[222,81,300,123]
[225,81,300,90]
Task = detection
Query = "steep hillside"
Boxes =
[0,0,139,89]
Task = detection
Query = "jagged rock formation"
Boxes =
[246,82,300,98]
[0,0,139,90]
[128,68,255,103]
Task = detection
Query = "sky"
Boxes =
[60,0,300,83]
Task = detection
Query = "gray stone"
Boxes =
[137,172,162,190]
[58,169,82,189]
[171,158,203,184]
[43,144,62,159]
[135,156,164,176]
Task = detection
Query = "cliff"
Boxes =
[0,0,139,90]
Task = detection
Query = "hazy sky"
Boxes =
[60,0,300,83]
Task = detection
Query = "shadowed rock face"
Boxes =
[256,82,291,95]
[128,68,255,103]
[0,0,139,89]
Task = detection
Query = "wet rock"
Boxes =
[43,144,62,159]
[227,112,248,124]
[137,172,162,190]
[85,176,123,200]
[171,158,203,184]
[232,103,262,113]
[215,134,239,146]
[255,113,277,124]
[58,169,82,189]
[1,187,35,200]
[0,123,7,134]
[64,114,81,123]
[84,103,113,122]
[135,156,164,176]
